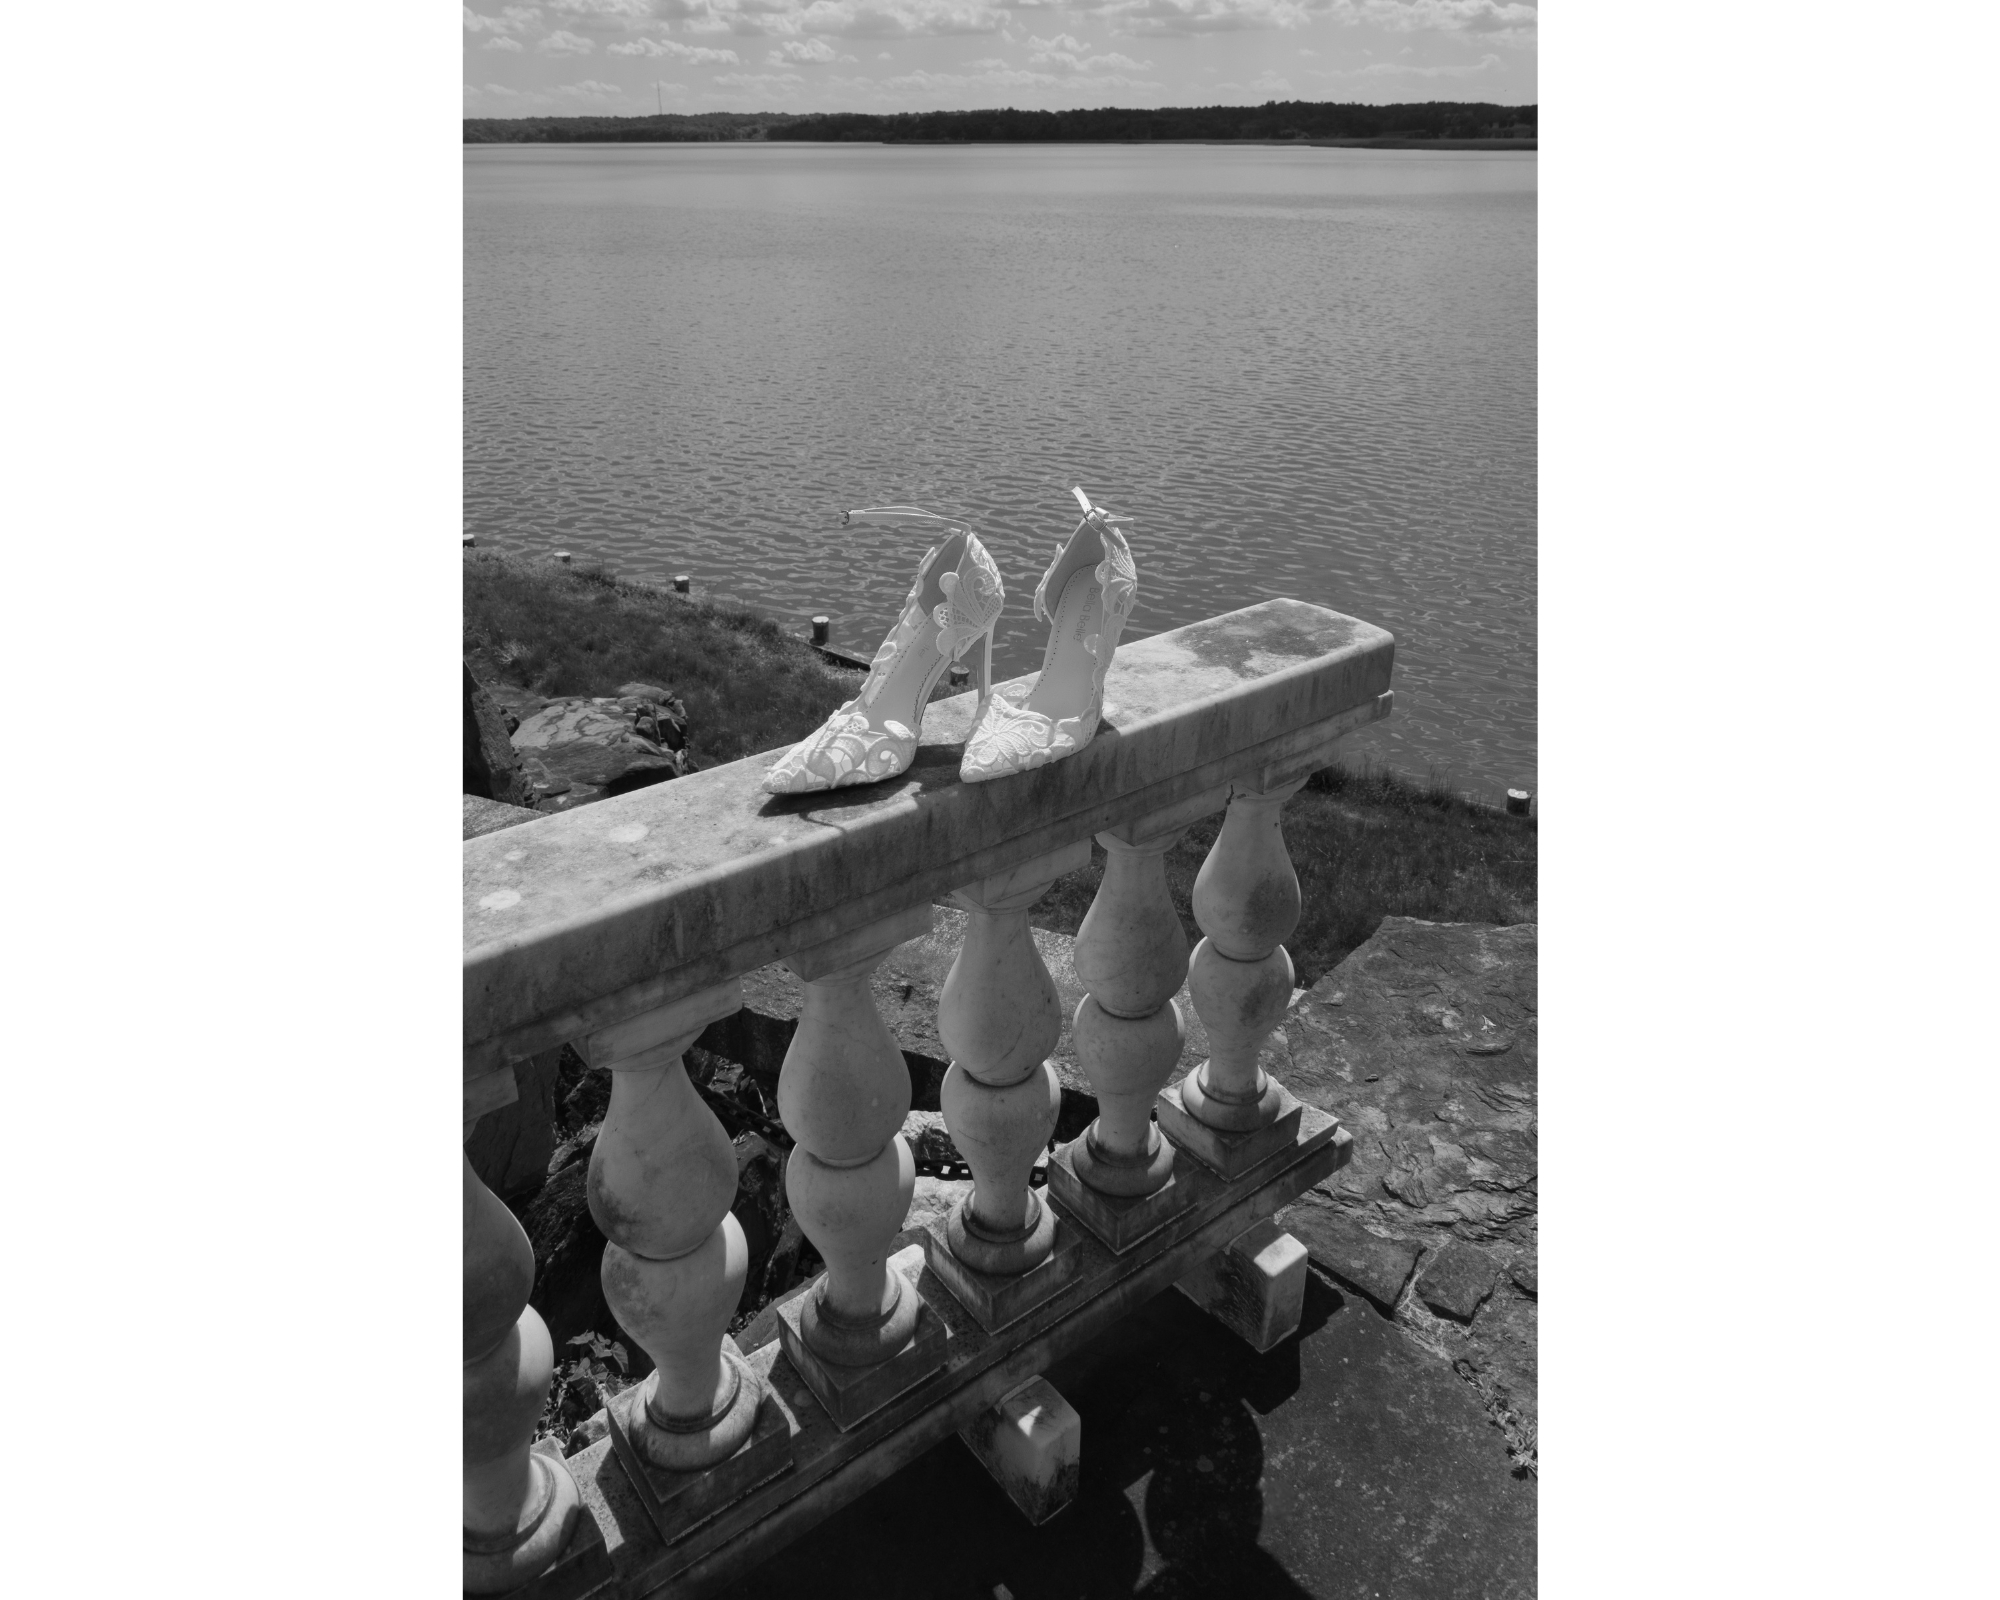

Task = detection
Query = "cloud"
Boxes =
[768,37,841,61]
[880,58,1159,91]
[559,78,625,95]
[465,0,1534,57]
[1212,70,1301,95]
[1345,0,1535,36]
[712,70,807,95]
[1352,50,1502,75]
[999,0,1532,41]
[1084,0,1317,38]
[463,5,542,34]
[482,36,525,50]
[609,36,743,60]
[666,0,1007,39]
[1028,37,1149,72]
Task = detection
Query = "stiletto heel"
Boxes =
[970,626,995,708]
[762,509,1005,795]
[959,486,1137,784]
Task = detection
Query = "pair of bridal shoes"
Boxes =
[760,488,1138,796]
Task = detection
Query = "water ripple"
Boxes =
[466,144,1536,801]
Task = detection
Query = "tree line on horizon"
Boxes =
[462,101,1536,146]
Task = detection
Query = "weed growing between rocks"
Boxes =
[538,1333,635,1459]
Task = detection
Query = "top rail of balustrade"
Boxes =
[464,599,1393,1078]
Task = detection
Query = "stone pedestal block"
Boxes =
[1156,1074,1306,1181]
[1175,1217,1310,1354]
[776,1245,952,1430]
[958,1377,1081,1527]
[501,1443,618,1600]
[1045,1135,1196,1253]
[920,1208,1088,1332]
[604,1354,797,1547]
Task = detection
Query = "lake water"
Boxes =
[465,144,1536,801]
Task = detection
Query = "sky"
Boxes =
[462,0,1537,116]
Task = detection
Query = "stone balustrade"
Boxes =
[463,598,1393,1597]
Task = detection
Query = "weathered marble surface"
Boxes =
[1272,916,1537,1456]
[465,601,1393,1076]
[464,794,542,841]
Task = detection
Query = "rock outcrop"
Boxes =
[463,661,530,807]
[510,687,692,812]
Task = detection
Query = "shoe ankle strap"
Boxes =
[1034,487,1133,624]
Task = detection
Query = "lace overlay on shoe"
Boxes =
[961,496,1137,784]
[763,530,1004,795]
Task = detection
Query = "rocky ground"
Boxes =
[1272,917,1538,1473]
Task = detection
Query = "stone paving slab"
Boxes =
[1272,917,1537,1459]
[709,1275,1534,1600]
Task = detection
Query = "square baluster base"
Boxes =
[603,1373,796,1549]
[958,1376,1082,1527]
[919,1211,1088,1333]
[1045,1139,1197,1254]
[499,1442,617,1600]
[1155,1076,1305,1181]
[776,1246,952,1431]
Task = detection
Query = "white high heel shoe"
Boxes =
[959,487,1137,784]
[762,508,1004,795]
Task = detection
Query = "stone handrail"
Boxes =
[462,597,1394,1597]
[465,598,1393,1096]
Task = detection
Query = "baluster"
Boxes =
[775,904,949,1428]
[1048,817,1196,1251]
[925,841,1091,1328]
[464,1140,580,1593]
[1161,775,1311,1176]
[583,981,770,1478]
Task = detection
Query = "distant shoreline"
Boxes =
[463,102,1536,148]
[1308,137,1536,150]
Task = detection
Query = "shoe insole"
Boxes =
[1024,563,1105,725]
[866,533,963,729]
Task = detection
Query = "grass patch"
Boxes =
[464,552,1534,971]
[1032,764,1535,988]
[463,551,855,770]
